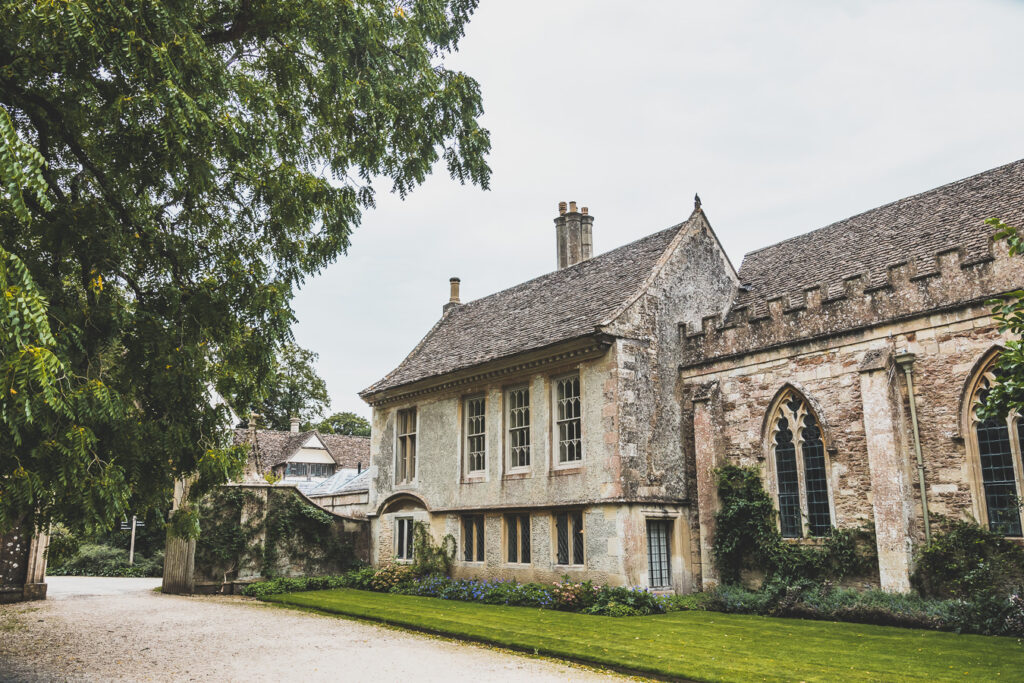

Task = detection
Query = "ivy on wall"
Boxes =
[194,487,362,584]
[713,465,877,585]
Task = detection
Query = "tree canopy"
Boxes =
[249,343,330,431]
[316,411,371,436]
[982,218,1024,419]
[0,0,489,534]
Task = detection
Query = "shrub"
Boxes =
[51,543,164,577]
[370,563,416,592]
[712,465,877,586]
[911,518,1024,599]
[585,586,664,616]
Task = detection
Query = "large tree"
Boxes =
[983,218,1024,418]
[316,411,371,436]
[249,343,330,431]
[0,0,489,535]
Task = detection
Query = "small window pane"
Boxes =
[466,397,486,472]
[556,376,582,463]
[647,520,671,589]
[572,511,584,565]
[508,388,531,468]
[801,414,831,536]
[507,517,518,563]
[555,513,569,565]
[978,417,1023,536]
[463,515,484,562]
[519,515,531,564]
[774,416,801,538]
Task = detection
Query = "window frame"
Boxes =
[395,407,418,485]
[553,510,585,567]
[462,514,485,563]
[765,388,835,539]
[464,395,487,475]
[505,513,532,565]
[553,373,583,466]
[963,351,1024,537]
[646,518,673,589]
[506,386,531,471]
[395,517,415,562]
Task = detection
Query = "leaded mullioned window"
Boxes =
[395,517,414,561]
[965,356,1023,537]
[507,387,531,468]
[506,514,531,564]
[465,396,486,473]
[646,519,672,589]
[555,511,584,565]
[768,390,833,538]
[462,514,485,562]
[556,375,582,463]
[396,407,417,484]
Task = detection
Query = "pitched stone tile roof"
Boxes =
[233,429,369,469]
[362,222,686,396]
[733,159,1024,318]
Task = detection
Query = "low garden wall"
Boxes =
[192,484,368,594]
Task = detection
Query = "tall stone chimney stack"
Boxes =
[443,277,462,314]
[554,201,593,269]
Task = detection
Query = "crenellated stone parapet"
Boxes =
[680,239,1020,367]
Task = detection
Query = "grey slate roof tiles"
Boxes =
[361,222,685,396]
[732,159,1024,319]
[232,429,370,469]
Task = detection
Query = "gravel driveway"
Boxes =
[0,577,622,682]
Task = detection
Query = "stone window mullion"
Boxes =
[792,404,810,535]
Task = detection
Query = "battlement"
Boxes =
[680,240,1018,367]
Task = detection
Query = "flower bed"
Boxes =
[241,565,1024,636]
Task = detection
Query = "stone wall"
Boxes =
[193,485,369,592]
[683,300,1014,591]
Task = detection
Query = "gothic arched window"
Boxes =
[964,353,1023,537]
[768,389,833,538]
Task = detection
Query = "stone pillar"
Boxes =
[692,382,723,590]
[22,531,49,601]
[162,477,196,595]
[858,349,914,593]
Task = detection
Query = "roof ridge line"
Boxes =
[739,157,1024,263]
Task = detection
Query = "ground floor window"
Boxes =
[555,511,584,566]
[395,517,414,561]
[506,514,531,564]
[462,515,485,562]
[646,519,672,589]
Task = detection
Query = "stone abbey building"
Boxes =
[359,160,1024,593]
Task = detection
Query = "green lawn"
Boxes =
[265,588,1023,682]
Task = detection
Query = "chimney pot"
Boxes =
[555,202,593,269]
[443,277,462,313]
[289,416,300,433]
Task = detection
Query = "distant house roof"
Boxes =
[361,221,690,397]
[233,429,370,470]
[731,159,1024,320]
[307,467,371,497]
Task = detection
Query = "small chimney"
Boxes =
[443,277,462,314]
[554,201,594,269]
[290,416,300,433]
[357,461,362,474]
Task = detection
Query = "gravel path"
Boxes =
[0,577,623,682]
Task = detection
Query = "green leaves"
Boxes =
[0,0,489,534]
[980,218,1024,420]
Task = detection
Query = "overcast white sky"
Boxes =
[292,0,1024,418]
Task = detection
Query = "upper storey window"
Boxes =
[507,387,531,469]
[396,407,417,484]
[965,355,1023,537]
[768,389,832,538]
[465,396,486,473]
[556,374,582,463]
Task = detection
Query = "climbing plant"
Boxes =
[411,521,456,576]
[193,487,265,585]
[713,464,877,585]
[262,489,356,576]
